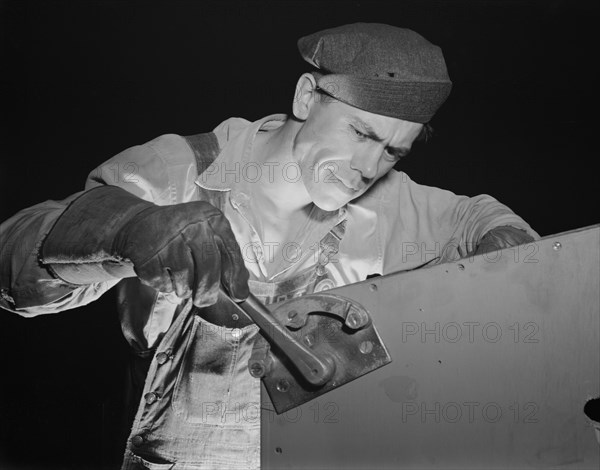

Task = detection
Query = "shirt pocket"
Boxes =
[171,315,260,427]
[126,450,175,470]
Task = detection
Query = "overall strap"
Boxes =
[183,132,225,211]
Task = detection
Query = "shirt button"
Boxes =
[231,328,242,339]
[144,392,159,404]
[131,435,144,447]
[316,264,327,276]
[155,352,169,365]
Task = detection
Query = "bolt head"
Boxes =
[249,362,265,378]
[276,379,290,393]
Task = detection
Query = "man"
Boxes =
[0,23,536,469]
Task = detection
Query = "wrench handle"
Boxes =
[222,288,335,387]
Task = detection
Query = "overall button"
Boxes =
[144,392,159,404]
[322,242,338,255]
[315,279,335,292]
[230,328,242,339]
[131,435,144,447]
[316,264,328,276]
[155,352,169,365]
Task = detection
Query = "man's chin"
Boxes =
[311,191,362,212]
[312,197,346,212]
[306,180,367,211]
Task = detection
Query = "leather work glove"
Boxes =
[41,186,249,307]
[473,225,535,256]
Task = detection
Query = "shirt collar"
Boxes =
[195,113,287,193]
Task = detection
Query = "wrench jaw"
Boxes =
[250,293,392,414]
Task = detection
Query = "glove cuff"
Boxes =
[472,225,535,256]
[40,186,154,285]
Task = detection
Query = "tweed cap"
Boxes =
[298,23,452,123]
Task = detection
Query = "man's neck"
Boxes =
[249,118,313,221]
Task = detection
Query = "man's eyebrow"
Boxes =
[350,117,411,157]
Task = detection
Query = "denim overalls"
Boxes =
[121,133,345,470]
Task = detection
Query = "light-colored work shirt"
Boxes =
[0,113,538,352]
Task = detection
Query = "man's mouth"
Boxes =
[327,169,361,192]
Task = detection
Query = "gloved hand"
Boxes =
[473,225,535,256]
[41,186,249,307]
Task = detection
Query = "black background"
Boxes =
[0,1,598,469]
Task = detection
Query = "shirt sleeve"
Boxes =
[0,194,121,316]
[0,134,198,316]
[378,171,540,275]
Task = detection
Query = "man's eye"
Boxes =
[384,149,404,162]
[350,126,367,140]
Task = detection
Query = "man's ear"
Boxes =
[292,73,318,121]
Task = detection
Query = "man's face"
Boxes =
[292,95,424,211]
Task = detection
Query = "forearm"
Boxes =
[1,133,201,316]
[0,194,118,316]
[40,186,153,285]
[380,173,540,273]
[443,193,539,258]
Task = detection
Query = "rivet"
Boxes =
[458,263,465,271]
[359,341,373,354]
[369,283,378,292]
[231,313,239,321]
[303,334,315,347]
[553,241,562,251]
[287,310,298,321]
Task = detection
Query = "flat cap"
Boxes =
[298,23,452,123]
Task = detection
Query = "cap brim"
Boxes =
[316,74,452,123]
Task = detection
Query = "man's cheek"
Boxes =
[302,156,336,184]
[308,165,333,188]
[376,162,397,180]
[320,160,340,179]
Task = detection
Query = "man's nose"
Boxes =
[350,147,381,180]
